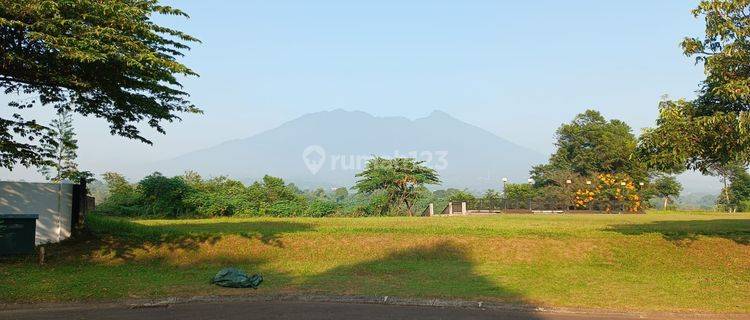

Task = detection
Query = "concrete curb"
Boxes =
[3,294,750,319]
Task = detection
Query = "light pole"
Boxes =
[527,178,534,211]
[565,179,572,211]
[620,181,627,212]
[502,177,508,211]
[586,180,592,211]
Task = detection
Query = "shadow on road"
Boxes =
[606,219,750,245]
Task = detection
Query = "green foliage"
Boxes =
[533,110,647,186]
[264,200,306,217]
[96,172,141,216]
[136,173,193,217]
[96,171,346,218]
[0,0,200,169]
[448,190,476,203]
[527,110,649,212]
[683,1,750,115]
[354,157,440,216]
[641,1,750,174]
[639,99,750,174]
[504,183,537,201]
[716,164,750,212]
[483,189,502,201]
[650,175,683,209]
[183,176,248,217]
[305,199,338,217]
[333,187,349,203]
[37,109,89,182]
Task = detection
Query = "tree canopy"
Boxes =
[650,175,683,209]
[0,0,200,169]
[716,163,750,212]
[532,110,647,186]
[640,1,750,174]
[354,157,440,216]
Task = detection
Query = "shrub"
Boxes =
[265,200,306,217]
[305,199,338,217]
[504,183,537,201]
[96,172,142,216]
[137,173,194,217]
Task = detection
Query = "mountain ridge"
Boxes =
[141,109,546,191]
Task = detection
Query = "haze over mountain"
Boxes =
[144,109,546,191]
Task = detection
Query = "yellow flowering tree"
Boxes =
[573,173,643,213]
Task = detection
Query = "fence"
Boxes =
[452,197,643,214]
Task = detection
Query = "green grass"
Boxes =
[1,212,749,313]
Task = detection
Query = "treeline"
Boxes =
[94,171,477,218]
[87,108,750,217]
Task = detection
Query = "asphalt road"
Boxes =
[0,300,724,320]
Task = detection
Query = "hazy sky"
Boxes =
[2,0,708,184]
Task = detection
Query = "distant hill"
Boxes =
[142,109,546,191]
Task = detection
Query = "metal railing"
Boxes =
[465,197,641,213]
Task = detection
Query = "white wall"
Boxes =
[0,181,74,245]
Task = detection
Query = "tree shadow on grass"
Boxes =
[148,220,315,248]
[16,218,316,262]
[606,219,750,245]
[300,241,543,318]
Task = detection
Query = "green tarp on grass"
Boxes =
[211,268,263,289]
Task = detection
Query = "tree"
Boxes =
[651,175,683,210]
[504,183,536,200]
[716,164,750,212]
[639,99,750,174]
[354,157,440,216]
[333,187,349,203]
[1,0,200,170]
[483,189,501,201]
[137,172,192,217]
[102,172,134,197]
[683,1,750,116]
[448,190,475,203]
[98,172,140,215]
[260,175,299,203]
[433,188,462,199]
[38,109,82,182]
[640,1,750,174]
[532,110,647,185]
[309,188,327,199]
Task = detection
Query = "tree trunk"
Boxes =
[723,174,731,213]
[663,197,668,210]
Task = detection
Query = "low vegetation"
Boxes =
[94,168,469,218]
[1,212,748,312]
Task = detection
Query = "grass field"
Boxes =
[1,212,749,312]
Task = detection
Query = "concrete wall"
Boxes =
[0,181,74,245]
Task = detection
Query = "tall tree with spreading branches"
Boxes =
[355,157,440,216]
[0,0,200,170]
[532,110,648,186]
[640,1,750,177]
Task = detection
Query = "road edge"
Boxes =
[2,294,749,320]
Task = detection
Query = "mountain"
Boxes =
[143,109,546,191]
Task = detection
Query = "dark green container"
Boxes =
[0,214,39,255]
